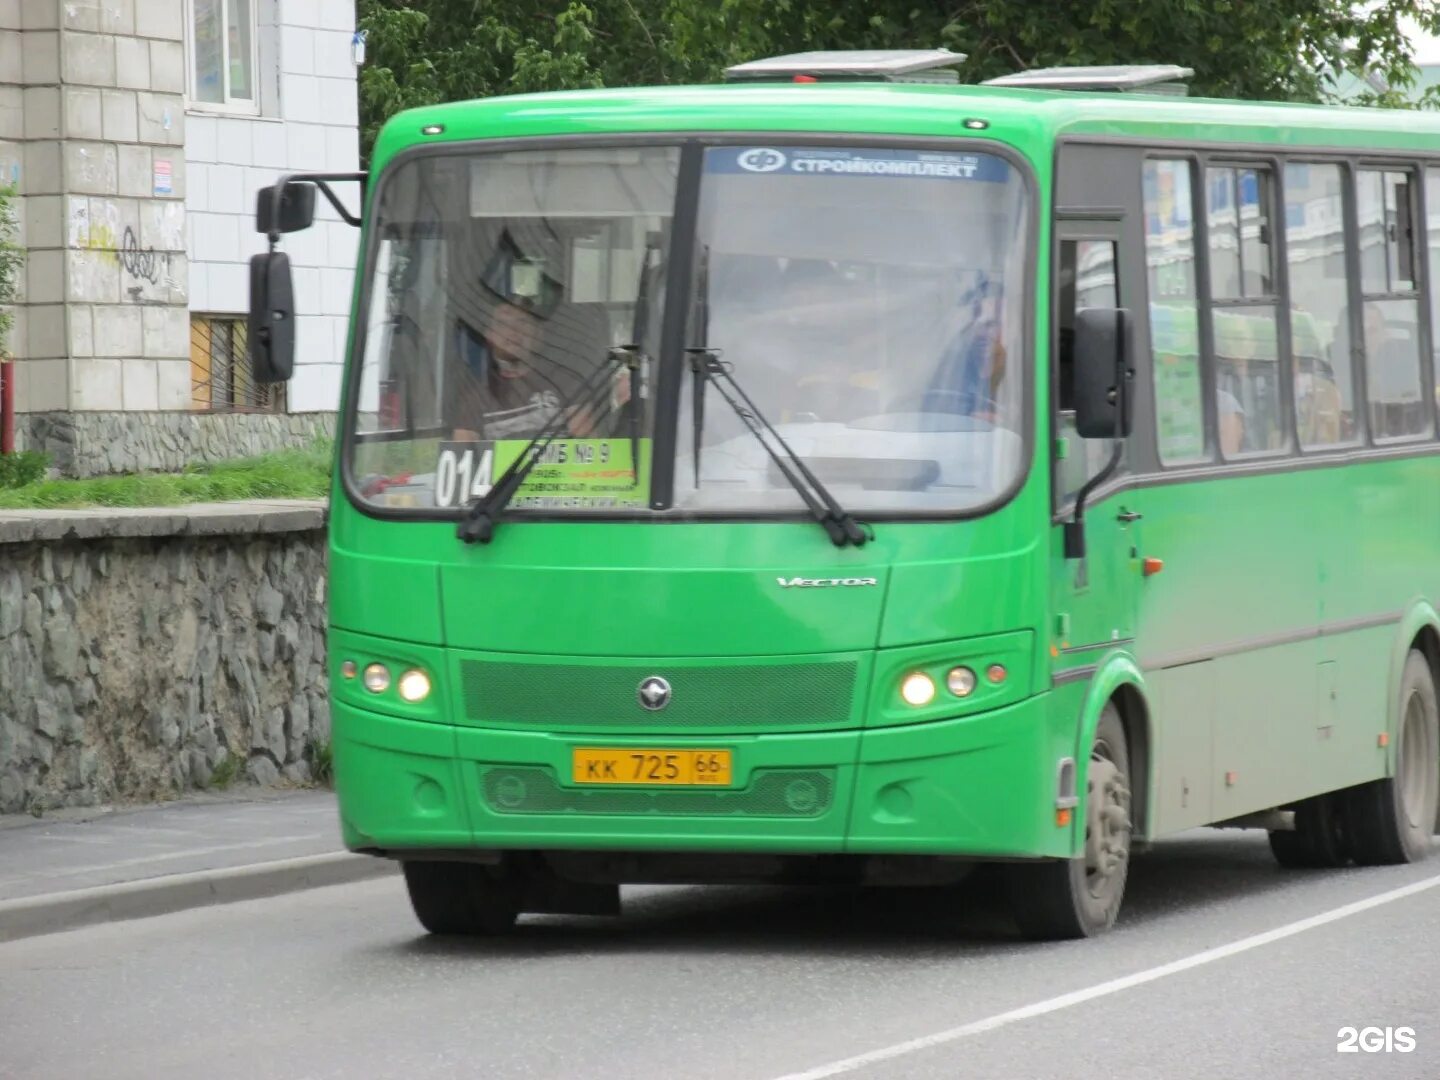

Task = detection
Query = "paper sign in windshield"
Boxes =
[708,146,1011,182]
[433,438,650,510]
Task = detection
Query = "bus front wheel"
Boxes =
[402,860,519,936]
[1344,650,1440,866]
[1006,706,1132,940]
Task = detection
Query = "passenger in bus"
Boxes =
[922,279,1008,423]
[1218,389,1245,455]
[1363,302,1424,436]
[449,298,628,442]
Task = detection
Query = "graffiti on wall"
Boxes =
[67,198,186,304]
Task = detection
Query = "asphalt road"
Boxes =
[3,831,1438,1080]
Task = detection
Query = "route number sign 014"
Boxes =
[432,438,650,510]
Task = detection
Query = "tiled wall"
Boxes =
[184,0,359,414]
[3,0,191,413]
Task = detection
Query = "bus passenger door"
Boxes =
[1051,225,1142,677]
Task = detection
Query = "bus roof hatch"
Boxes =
[982,65,1193,95]
[724,49,967,84]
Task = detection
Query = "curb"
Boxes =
[0,851,398,944]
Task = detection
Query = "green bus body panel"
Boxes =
[1123,455,1440,835]
[327,79,1440,868]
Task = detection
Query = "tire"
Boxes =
[1267,794,1350,869]
[1007,705,1132,940]
[1345,651,1440,866]
[402,861,519,936]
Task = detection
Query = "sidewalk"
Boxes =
[0,790,395,942]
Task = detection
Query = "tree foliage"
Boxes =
[358,0,1440,157]
[0,184,19,362]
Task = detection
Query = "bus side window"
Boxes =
[1057,238,1119,504]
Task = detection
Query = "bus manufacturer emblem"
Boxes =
[776,576,879,588]
[638,676,672,711]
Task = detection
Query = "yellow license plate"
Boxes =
[572,748,733,787]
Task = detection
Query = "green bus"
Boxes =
[250,52,1440,939]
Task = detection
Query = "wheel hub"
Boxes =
[1085,754,1132,895]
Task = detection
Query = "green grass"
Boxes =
[0,441,333,510]
[308,737,334,787]
[207,751,245,791]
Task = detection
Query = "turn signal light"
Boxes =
[1142,557,1164,577]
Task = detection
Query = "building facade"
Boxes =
[1,0,358,476]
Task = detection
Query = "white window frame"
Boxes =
[184,0,261,116]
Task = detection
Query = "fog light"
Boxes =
[362,663,390,693]
[986,664,1008,684]
[398,668,431,703]
[784,778,820,813]
[341,660,357,680]
[946,666,977,698]
[494,774,528,809]
[900,671,936,707]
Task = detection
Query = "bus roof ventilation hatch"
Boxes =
[982,65,1194,95]
[724,49,967,85]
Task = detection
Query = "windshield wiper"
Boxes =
[689,247,713,489]
[689,350,869,548]
[684,245,865,547]
[623,235,661,488]
[457,348,630,544]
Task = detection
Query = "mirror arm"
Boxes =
[1063,439,1123,560]
[263,171,369,241]
[1064,310,1130,561]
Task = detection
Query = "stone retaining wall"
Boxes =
[0,501,329,814]
[17,412,337,478]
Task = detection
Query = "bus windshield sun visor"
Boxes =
[457,347,635,544]
[689,350,870,548]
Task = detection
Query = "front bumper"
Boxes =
[333,689,1073,861]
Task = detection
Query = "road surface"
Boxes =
[2,830,1437,1079]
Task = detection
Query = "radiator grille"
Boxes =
[480,767,834,818]
[460,659,857,731]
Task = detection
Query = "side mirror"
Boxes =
[256,182,317,235]
[1072,307,1133,439]
[248,252,295,383]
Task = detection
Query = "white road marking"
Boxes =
[772,870,1440,1080]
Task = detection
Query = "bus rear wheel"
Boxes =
[1006,706,1132,940]
[1267,794,1350,868]
[1344,650,1440,866]
[402,861,519,936]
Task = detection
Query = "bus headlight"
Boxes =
[900,671,937,707]
[946,666,977,698]
[397,669,432,703]
[362,663,391,694]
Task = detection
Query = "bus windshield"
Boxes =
[676,145,1028,514]
[350,145,678,512]
[347,142,1028,516]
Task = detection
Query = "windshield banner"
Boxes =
[432,438,650,510]
[706,146,1011,183]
